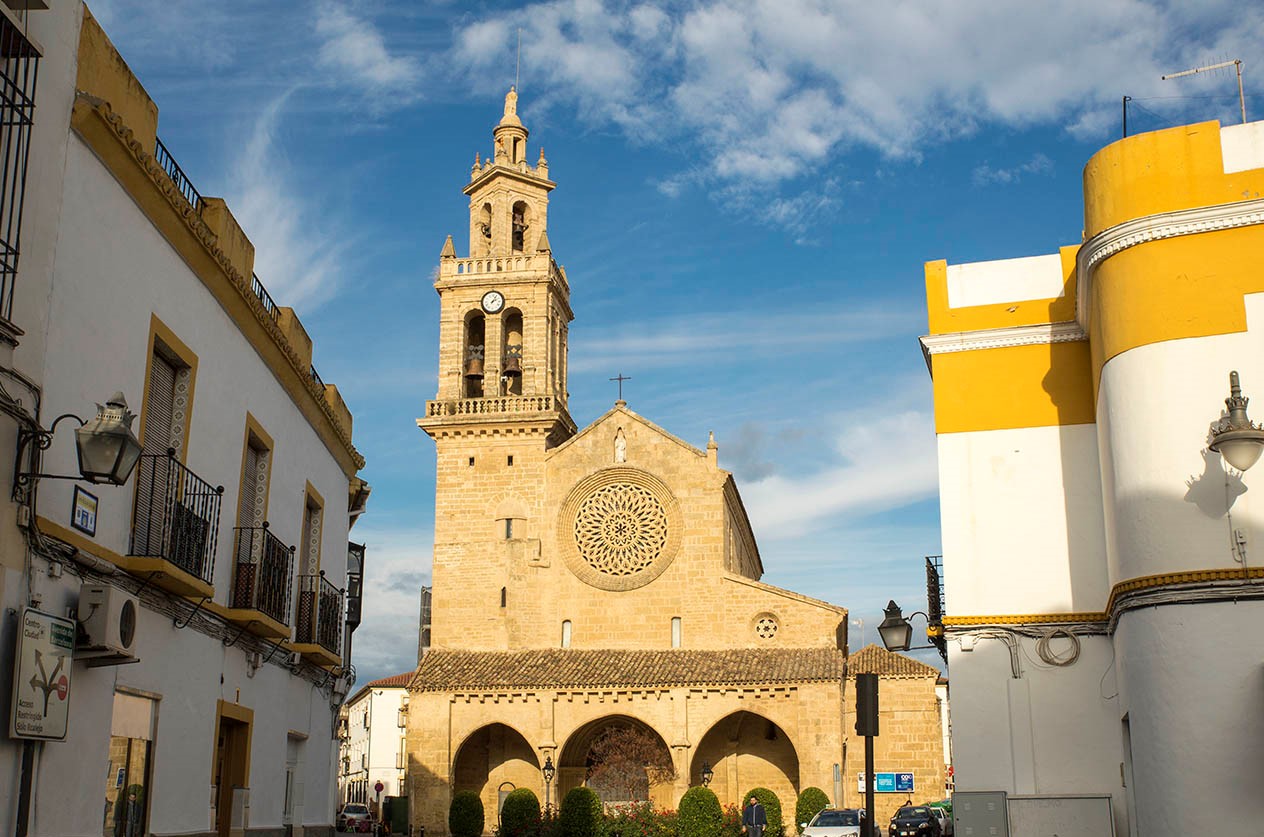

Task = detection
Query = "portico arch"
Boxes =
[690,711,800,808]
[452,723,540,826]
[558,715,675,808]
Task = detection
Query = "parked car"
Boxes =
[802,808,863,837]
[926,803,952,836]
[888,806,942,837]
[337,803,373,832]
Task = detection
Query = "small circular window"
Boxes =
[754,614,779,640]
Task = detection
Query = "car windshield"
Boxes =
[344,804,369,814]
[812,811,860,826]
[896,807,930,819]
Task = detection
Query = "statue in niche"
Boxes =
[614,428,627,463]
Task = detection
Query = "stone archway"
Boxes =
[558,715,675,809]
[690,711,800,810]
[452,723,540,827]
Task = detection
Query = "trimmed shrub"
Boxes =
[743,788,783,837]
[501,788,542,837]
[558,786,603,837]
[450,790,485,837]
[795,789,831,833]
[678,787,723,837]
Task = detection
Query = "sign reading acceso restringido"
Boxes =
[10,608,75,740]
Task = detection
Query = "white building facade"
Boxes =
[0,4,368,836]
[338,674,410,816]
[923,119,1264,835]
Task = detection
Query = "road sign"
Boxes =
[896,773,914,792]
[9,608,75,740]
[375,780,384,796]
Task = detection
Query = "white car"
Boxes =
[927,806,952,836]
[802,808,867,837]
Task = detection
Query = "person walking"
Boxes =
[743,795,768,837]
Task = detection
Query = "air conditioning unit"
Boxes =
[78,583,139,662]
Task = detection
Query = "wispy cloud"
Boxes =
[449,0,1261,233]
[314,1,423,108]
[972,153,1054,186]
[228,93,351,310]
[346,520,434,684]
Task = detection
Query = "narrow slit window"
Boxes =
[671,617,682,648]
[504,519,514,539]
[507,455,514,466]
[561,620,572,648]
[500,587,506,608]
[468,457,475,467]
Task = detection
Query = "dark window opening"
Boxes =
[500,587,506,608]
[468,457,475,467]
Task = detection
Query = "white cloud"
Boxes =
[229,93,351,310]
[314,1,423,106]
[449,0,1260,232]
[972,153,1054,186]
[743,409,939,538]
[345,521,434,684]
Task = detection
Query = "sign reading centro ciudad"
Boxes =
[10,608,75,741]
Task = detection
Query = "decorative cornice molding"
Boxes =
[72,95,365,472]
[1076,197,1264,330]
[919,321,1086,365]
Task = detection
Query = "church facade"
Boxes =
[407,91,850,834]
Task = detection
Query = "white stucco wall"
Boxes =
[945,253,1066,309]
[1220,120,1264,174]
[938,423,1109,615]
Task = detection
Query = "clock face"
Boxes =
[481,290,505,313]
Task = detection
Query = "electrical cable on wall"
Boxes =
[1035,627,1081,667]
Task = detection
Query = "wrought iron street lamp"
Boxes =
[542,755,555,812]
[700,760,714,787]
[1209,371,1264,471]
[877,600,936,653]
[14,392,143,495]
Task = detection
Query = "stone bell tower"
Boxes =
[417,88,576,651]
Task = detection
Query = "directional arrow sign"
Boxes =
[10,608,75,740]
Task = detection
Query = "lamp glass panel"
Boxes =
[878,620,912,652]
[76,428,123,480]
[1220,438,1264,471]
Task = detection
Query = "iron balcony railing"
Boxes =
[251,272,281,322]
[295,571,343,658]
[231,523,295,626]
[346,541,365,631]
[154,137,202,212]
[130,450,224,585]
[0,16,40,323]
[926,555,946,663]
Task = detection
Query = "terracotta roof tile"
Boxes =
[409,648,846,691]
[846,644,940,678]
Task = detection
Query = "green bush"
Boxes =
[450,790,485,837]
[558,786,603,837]
[501,788,542,837]
[794,788,830,833]
[719,804,744,837]
[743,788,783,837]
[678,787,723,837]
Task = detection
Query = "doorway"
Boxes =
[213,703,252,837]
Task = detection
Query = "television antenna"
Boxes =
[1161,59,1246,124]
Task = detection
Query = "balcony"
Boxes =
[127,451,223,598]
[293,571,343,667]
[223,524,294,639]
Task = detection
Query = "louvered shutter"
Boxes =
[144,353,176,454]
[238,445,259,527]
[132,353,177,555]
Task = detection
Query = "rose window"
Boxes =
[755,616,779,640]
[573,483,668,576]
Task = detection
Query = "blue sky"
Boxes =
[90,0,1260,684]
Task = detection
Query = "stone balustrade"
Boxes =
[438,253,568,288]
[426,395,558,417]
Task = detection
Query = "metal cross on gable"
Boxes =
[609,373,631,401]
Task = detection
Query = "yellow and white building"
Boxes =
[923,117,1264,835]
[0,4,368,836]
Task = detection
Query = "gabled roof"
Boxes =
[347,671,413,705]
[846,644,940,678]
[409,648,846,692]
[549,402,708,461]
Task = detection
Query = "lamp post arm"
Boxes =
[13,413,88,500]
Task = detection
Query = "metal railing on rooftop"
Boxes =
[251,272,281,322]
[154,137,202,212]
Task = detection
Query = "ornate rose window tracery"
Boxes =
[558,468,682,591]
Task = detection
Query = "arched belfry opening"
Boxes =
[558,716,676,808]
[689,711,800,806]
[464,312,486,398]
[511,201,530,254]
[502,310,523,396]
[479,203,493,255]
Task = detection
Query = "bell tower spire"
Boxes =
[419,89,574,448]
